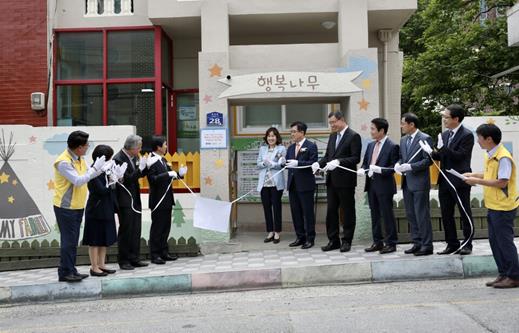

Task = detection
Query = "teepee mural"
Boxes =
[0,130,51,240]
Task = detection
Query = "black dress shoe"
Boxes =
[379,245,397,254]
[100,268,116,274]
[414,248,433,256]
[364,243,383,252]
[264,236,274,243]
[162,254,178,261]
[289,239,305,247]
[301,241,314,249]
[273,237,280,244]
[59,274,82,282]
[90,269,108,277]
[151,258,166,265]
[404,244,420,254]
[458,247,472,255]
[119,263,135,270]
[340,242,352,253]
[437,246,459,255]
[321,242,341,252]
[74,272,89,280]
[131,261,149,267]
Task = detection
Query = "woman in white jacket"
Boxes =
[257,127,286,243]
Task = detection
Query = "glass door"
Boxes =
[173,92,199,153]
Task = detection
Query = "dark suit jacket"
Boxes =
[85,173,118,221]
[318,127,362,188]
[113,150,147,210]
[286,139,318,192]
[399,130,433,192]
[147,152,174,210]
[431,125,474,190]
[361,138,399,195]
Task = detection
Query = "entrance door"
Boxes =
[172,91,199,153]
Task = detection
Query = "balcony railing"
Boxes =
[85,0,133,16]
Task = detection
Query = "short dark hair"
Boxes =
[263,127,282,145]
[402,112,420,128]
[328,111,344,120]
[371,118,389,134]
[476,124,501,144]
[446,104,465,123]
[91,144,114,162]
[151,136,166,152]
[289,121,307,135]
[67,130,89,149]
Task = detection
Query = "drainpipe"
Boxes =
[377,29,393,120]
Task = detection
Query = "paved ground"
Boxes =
[1,278,519,333]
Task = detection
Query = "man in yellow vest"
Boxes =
[465,124,519,288]
[53,131,108,282]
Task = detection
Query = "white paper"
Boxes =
[446,169,467,181]
[193,197,231,233]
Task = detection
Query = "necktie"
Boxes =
[370,141,381,165]
[131,157,137,169]
[335,133,342,149]
[447,130,454,147]
[295,143,301,156]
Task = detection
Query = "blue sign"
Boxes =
[206,112,224,127]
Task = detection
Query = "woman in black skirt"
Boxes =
[83,145,118,277]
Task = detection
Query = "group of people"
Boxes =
[257,106,518,288]
[54,132,186,282]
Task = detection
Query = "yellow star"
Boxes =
[358,98,369,111]
[487,118,496,125]
[204,176,213,186]
[361,79,372,90]
[0,172,9,184]
[12,179,17,186]
[209,64,222,77]
[47,179,55,190]
[215,159,225,168]
[7,196,14,204]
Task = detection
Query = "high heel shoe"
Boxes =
[99,267,116,274]
[90,269,108,277]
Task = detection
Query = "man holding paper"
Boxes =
[431,104,474,255]
[395,113,434,256]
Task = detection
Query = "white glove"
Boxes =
[368,170,374,178]
[168,170,178,178]
[263,159,272,167]
[325,159,340,171]
[117,162,128,180]
[311,162,320,174]
[437,133,444,150]
[278,157,286,165]
[179,166,188,177]
[369,165,382,174]
[419,140,433,155]
[400,163,412,172]
[394,162,402,175]
[101,159,115,172]
[357,168,366,176]
[92,155,106,172]
[138,156,148,171]
[286,159,298,168]
[147,154,161,168]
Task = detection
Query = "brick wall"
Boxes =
[0,1,48,126]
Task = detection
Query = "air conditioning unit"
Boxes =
[31,92,45,111]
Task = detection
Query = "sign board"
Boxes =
[200,128,227,149]
[206,112,224,127]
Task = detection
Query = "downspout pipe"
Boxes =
[377,29,393,120]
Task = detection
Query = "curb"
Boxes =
[0,255,498,305]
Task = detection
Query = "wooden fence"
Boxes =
[138,152,201,191]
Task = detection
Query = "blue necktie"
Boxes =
[447,130,454,147]
[406,136,412,150]
[335,133,342,149]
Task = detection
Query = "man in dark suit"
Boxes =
[113,134,149,270]
[314,111,361,252]
[285,121,318,249]
[358,118,399,254]
[395,113,434,256]
[431,104,474,255]
[147,136,187,264]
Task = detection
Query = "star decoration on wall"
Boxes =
[0,172,10,184]
[361,79,372,90]
[203,94,213,104]
[209,64,222,77]
[204,176,213,186]
[12,179,18,186]
[487,118,496,125]
[358,98,369,111]
[7,195,15,204]
[47,179,55,190]
[29,135,37,144]
[214,159,225,168]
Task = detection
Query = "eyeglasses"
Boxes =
[290,130,299,134]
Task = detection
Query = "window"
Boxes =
[176,93,200,153]
[236,102,335,134]
[57,32,103,80]
[56,85,103,126]
[108,31,154,78]
[85,0,134,16]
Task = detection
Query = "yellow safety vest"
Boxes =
[483,144,519,211]
[53,149,88,209]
